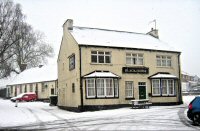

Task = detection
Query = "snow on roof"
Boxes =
[150,73,178,79]
[84,71,120,78]
[181,71,190,75]
[70,26,178,52]
[0,75,17,89]
[8,64,57,85]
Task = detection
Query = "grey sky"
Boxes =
[14,0,200,76]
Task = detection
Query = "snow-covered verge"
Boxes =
[0,95,199,130]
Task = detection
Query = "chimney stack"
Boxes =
[63,19,73,30]
[147,28,159,39]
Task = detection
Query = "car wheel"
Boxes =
[193,113,200,125]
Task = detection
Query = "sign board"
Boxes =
[122,67,149,74]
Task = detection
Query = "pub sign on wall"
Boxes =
[122,67,149,74]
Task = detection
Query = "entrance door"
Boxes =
[139,82,146,99]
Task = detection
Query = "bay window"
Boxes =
[86,78,119,98]
[152,79,175,96]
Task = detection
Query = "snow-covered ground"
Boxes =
[0,95,199,130]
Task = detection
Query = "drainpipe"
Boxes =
[178,53,183,104]
[79,47,84,111]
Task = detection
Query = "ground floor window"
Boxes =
[152,79,175,96]
[86,78,119,98]
[86,79,95,98]
[125,81,133,98]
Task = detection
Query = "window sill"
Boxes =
[151,95,176,97]
[156,66,173,69]
[86,97,119,99]
[90,63,113,66]
[125,97,134,100]
[125,64,144,67]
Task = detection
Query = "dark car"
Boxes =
[187,96,200,125]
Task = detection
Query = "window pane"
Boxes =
[97,79,104,97]
[162,59,166,66]
[126,57,131,64]
[157,59,161,66]
[91,51,97,54]
[105,52,110,55]
[168,80,174,95]
[105,56,111,63]
[138,58,143,65]
[91,55,97,63]
[69,55,75,70]
[162,80,167,95]
[98,52,104,55]
[167,57,172,67]
[98,55,104,63]
[87,79,95,97]
[106,79,113,96]
[152,80,160,95]
[125,81,133,98]
[114,79,118,97]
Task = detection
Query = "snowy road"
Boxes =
[0,96,200,130]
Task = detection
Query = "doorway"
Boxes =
[139,82,146,99]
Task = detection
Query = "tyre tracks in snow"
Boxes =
[3,107,79,130]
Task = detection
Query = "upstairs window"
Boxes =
[69,54,75,70]
[126,53,143,65]
[156,55,172,67]
[91,51,111,64]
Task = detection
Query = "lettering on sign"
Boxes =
[122,67,149,74]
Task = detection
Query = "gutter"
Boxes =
[178,53,183,104]
[79,47,84,111]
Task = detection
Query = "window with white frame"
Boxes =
[152,79,175,96]
[126,53,143,65]
[106,79,114,97]
[97,79,105,97]
[125,81,133,98]
[114,79,119,97]
[168,80,174,95]
[91,51,111,64]
[86,79,95,98]
[86,78,118,98]
[152,79,160,95]
[156,55,172,67]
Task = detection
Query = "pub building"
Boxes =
[57,19,182,111]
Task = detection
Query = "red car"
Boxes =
[11,92,37,102]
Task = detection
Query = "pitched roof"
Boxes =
[149,73,178,79]
[83,71,120,78]
[70,26,179,52]
[0,75,16,89]
[8,64,57,85]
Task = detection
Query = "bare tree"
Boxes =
[0,0,54,78]
[12,24,54,72]
[0,0,24,77]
